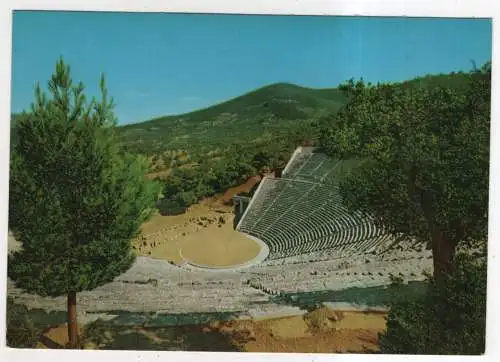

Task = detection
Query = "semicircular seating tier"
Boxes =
[236,147,395,260]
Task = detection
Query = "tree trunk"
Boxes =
[67,291,78,348]
[431,229,456,281]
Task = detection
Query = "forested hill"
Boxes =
[117,83,347,155]
[10,71,476,156]
[140,83,346,125]
[116,72,476,156]
[399,71,473,91]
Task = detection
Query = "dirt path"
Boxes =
[226,307,386,353]
[220,176,261,204]
[37,307,387,353]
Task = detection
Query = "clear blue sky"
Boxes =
[11,12,492,125]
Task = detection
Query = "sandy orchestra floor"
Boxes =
[133,195,261,267]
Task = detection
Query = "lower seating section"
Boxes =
[237,147,392,260]
[246,238,432,295]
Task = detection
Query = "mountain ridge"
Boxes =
[121,82,346,127]
[117,82,348,155]
[10,71,477,156]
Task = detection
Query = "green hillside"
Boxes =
[10,71,476,166]
[117,72,475,156]
[117,83,347,156]
[400,70,473,91]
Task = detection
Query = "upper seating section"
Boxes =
[237,147,392,260]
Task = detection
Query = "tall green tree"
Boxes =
[8,59,160,348]
[320,65,490,279]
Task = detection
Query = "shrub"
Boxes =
[389,274,404,287]
[6,297,42,348]
[157,199,187,215]
[378,251,487,355]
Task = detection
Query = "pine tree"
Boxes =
[8,58,160,348]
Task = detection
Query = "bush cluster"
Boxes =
[6,297,42,348]
[379,251,487,355]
